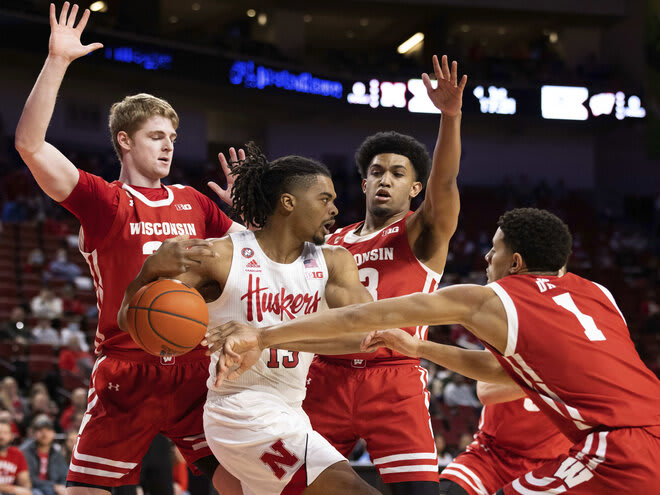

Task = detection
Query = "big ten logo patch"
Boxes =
[382,226,399,236]
[174,204,192,211]
[305,271,324,280]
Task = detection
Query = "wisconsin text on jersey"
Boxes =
[352,247,394,267]
[241,274,323,322]
[129,221,197,236]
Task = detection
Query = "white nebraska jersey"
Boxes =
[206,230,328,408]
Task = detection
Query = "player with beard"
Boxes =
[118,143,379,495]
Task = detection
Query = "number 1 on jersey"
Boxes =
[552,292,606,341]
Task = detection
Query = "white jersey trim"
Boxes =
[442,463,489,495]
[122,183,174,207]
[591,281,627,325]
[487,282,518,356]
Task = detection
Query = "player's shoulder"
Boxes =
[210,236,233,256]
[321,244,357,270]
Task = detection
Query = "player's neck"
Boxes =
[118,166,161,188]
[254,227,305,264]
[359,209,408,235]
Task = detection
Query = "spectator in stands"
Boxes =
[434,433,453,469]
[0,307,30,344]
[59,431,77,466]
[29,290,62,322]
[59,286,85,318]
[24,395,57,430]
[20,415,67,495]
[43,249,81,285]
[457,432,474,453]
[25,248,46,273]
[26,248,46,275]
[57,336,92,378]
[59,317,88,353]
[0,418,32,495]
[57,388,86,434]
[0,378,27,430]
[442,373,481,408]
[30,320,58,347]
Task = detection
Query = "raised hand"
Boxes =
[208,147,245,208]
[422,54,468,117]
[48,2,103,63]
[360,328,421,357]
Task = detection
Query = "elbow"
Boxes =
[14,133,37,157]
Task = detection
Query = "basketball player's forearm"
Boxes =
[417,343,512,384]
[476,381,525,405]
[275,334,366,354]
[15,56,70,153]
[260,295,435,348]
[432,112,462,183]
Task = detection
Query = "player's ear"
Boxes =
[409,181,423,199]
[510,253,525,274]
[361,179,367,194]
[117,131,131,152]
[280,193,295,214]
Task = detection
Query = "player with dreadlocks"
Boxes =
[119,143,380,495]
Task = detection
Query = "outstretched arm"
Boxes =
[476,381,525,405]
[362,330,512,384]
[407,54,467,272]
[212,283,509,363]
[15,3,104,202]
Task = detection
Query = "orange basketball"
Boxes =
[126,279,209,357]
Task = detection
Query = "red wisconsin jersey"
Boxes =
[61,170,232,355]
[327,215,442,362]
[478,398,572,459]
[488,273,660,444]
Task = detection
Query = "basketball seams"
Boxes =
[127,281,208,355]
[130,280,158,352]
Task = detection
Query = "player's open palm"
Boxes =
[49,2,103,63]
[423,54,467,117]
[208,147,245,208]
[361,328,421,357]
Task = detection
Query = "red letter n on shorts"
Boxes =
[260,439,300,479]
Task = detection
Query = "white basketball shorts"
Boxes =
[204,389,346,495]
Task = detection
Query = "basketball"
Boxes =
[126,279,209,357]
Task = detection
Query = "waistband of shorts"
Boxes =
[101,347,209,364]
[316,356,420,368]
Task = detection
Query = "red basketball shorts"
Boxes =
[67,349,213,487]
[303,358,438,484]
[440,435,561,495]
[502,427,660,494]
